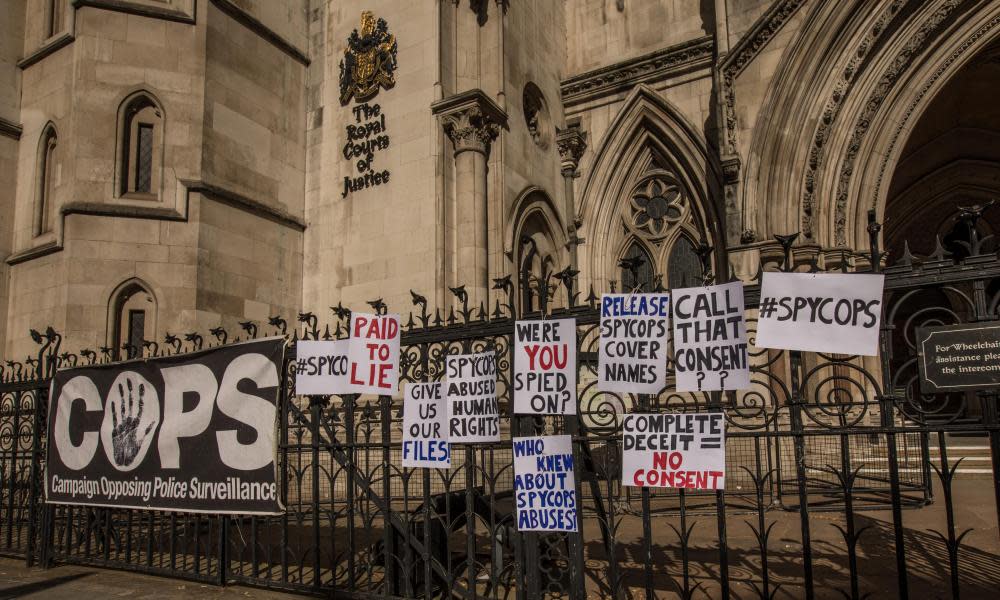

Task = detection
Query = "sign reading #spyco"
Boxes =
[45,338,286,514]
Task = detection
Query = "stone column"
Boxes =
[432,90,507,308]
[556,121,587,269]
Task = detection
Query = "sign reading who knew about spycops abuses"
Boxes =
[622,412,726,490]
[447,352,500,443]
[514,319,577,415]
[347,313,401,395]
[45,338,285,514]
[672,282,749,392]
[513,435,578,532]
[402,382,450,468]
[755,272,885,356]
[598,294,670,394]
[294,340,352,395]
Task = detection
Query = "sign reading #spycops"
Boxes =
[45,338,286,514]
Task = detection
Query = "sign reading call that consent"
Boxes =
[755,272,884,356]
[402,382,450,468]
[447,352,500,443]
[513,435,578,532]
[598,294,670,394]
[46,338,285,514]
[622,412,726,490]
[672,282,749,392]
[347,313,401,395]
[514,319,577,415]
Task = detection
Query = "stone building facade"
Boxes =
[1,0,999,359]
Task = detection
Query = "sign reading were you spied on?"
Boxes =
[514,319,577,415]
[45,338,286,514]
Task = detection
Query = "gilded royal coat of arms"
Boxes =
[339,11,397,105]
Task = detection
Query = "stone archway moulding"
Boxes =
[743,0,1000,250]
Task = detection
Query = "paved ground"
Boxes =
[0,559,306,600]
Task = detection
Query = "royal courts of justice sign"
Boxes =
[45,338,286,514]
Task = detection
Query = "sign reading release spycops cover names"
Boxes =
[622,412,726,490]
[514,319,577,415]
[755,272,885,356]
[45,338,285,514]
[347,312,401,395]
[672,282,749,392]
[598,294,670,394]
[447,352,500,443]
[402,382,450,468]
[294,340,351,395]
[916,322,1000,393]
[512,435,578,532]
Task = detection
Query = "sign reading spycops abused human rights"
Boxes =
[598,294,670,394]
[512,435,578,532]
[916,322,1000,393]
[622,412,725,490]
[513,319,577,415]
[402,382,450,468]
[45,338,285,514]
[447,352,500,443]
[755,272,885,356]
[672,282,749,392]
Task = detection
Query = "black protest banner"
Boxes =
[45,338,285,514]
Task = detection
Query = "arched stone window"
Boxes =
[34,123,58,237]
[116,92,164,199]
[108,279,157,360]
[508,189,566,314]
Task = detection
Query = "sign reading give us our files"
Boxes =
[598,294,670,394]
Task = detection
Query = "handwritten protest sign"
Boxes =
[756,273,884,355]
[447,352,500,443]
[347,313,401,395]
[622,413,726,490]
[598,294,670,394]
[512,435,578,532]
[295,340,352,395]
[402,382,450,468]
[514,319,576,415]
[672,282,749,392]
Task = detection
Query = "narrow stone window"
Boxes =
[117,92,163,199]
[47,0,63,38]
[109,279,157,361]
[34,124,58,237]
[667,236,701,289]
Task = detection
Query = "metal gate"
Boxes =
[1,211,999,599]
